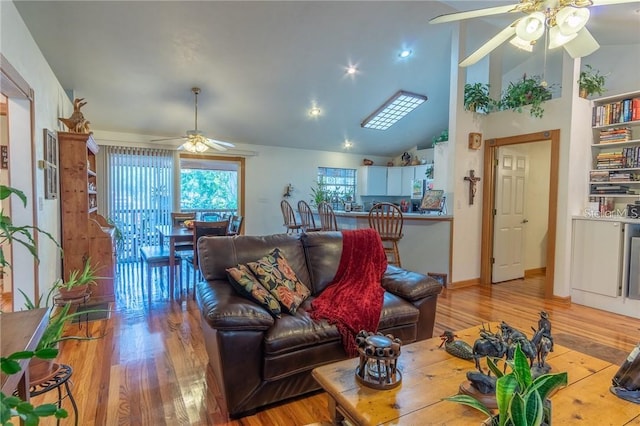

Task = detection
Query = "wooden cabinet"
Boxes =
[58,132,115,303]
[358,166,387,196]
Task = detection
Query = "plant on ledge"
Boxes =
[464,83,493,113]
[432,129,449,145]
[499,74,553,119]
[578,64,607,98]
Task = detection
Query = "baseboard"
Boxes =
[551,294,571,305]
[524,267,546,278]
[448,278,480,289]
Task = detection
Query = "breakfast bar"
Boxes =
[325,211,453,284]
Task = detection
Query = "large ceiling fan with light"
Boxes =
[151,87,235,152]
[429,0,638,67]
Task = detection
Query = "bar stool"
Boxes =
[16,364,79,426]
[139,246,183,304]
[297,200,322,232]
[280,200,303,234]
[318,201,338,231]
[368,202,404,267]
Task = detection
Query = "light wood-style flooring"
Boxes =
[20,265,640,425]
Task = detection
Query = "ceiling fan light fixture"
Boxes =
[556,6,590,35]
[515,12,546,41]
[549,25,578,49]
[509,36,534,52]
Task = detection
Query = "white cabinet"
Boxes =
[386,167,402,195]
[358,166,387,196]
[414,164,429,179]
[401,167,414,196]
[571,219,623,297]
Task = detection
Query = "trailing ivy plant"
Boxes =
[498,74,553,119]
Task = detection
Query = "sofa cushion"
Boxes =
[226,264,282,318]
[248,248,311,314]
[300,231,342,294]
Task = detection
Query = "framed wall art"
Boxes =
[43,129,58,199]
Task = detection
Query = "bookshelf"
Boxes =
[590,90,640,214]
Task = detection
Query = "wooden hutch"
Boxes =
[58,132,115,302]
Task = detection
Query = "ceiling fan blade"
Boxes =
[204,140,229,152]
[150,136,187,142]
[459,24,517,67]
[208,139,235,148]
[563,27,600,58]
[429,4,520,24]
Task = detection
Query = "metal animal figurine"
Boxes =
[530,327,553,370]
[466,370,497,394]
[439,331,474,361]
[501,322,536,369]
[472,324,507,373]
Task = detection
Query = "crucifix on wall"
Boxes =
[463,169,481,205]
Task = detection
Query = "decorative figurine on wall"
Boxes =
[283,183,294,198]
[463,170,481,205]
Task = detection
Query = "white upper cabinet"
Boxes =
[358,166,387,196]
[387,167,403,195]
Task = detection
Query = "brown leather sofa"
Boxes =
[196,231,443,418]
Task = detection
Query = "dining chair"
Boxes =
[200,211,221,222]
[368,202,404,267]
[317,201,338,231]
[139,245,183,305]
[280,200,303,234]
[297,200,321,232]
[170,212,196,253]
[187,220,229,296]
[227,215,244,236]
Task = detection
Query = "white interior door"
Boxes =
[493,147,527,283]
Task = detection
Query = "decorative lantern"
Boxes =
[355,330,402,390]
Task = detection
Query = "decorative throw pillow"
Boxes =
[226,264,282,318]
[247,248,311,314]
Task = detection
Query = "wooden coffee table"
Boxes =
[312,323,640,425]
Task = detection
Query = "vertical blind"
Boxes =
[102,146,174,261]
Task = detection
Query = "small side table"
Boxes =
[15,364,78,426]
[53,292,90,336]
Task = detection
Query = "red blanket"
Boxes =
[310,228,387,357]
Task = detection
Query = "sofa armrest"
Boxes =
[197,280,275,331]
[381,265,443,302]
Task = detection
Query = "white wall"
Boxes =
[1,1,73,308]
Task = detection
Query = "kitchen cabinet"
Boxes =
[358,166,387,196]
[401,167,414,196]
[571,219,622,297]
[386,167,402,195]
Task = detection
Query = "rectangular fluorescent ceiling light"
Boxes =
[361,90,428,130]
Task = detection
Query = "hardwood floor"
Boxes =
[24,266,640,425]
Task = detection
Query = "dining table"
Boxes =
[155,225,193,298]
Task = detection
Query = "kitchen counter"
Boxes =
[312,210,452,282]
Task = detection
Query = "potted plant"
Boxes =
[578,64,607,98]
[444,344,568,426]
[56,258,100,300]
[499,74,553,119]
[310,180,329,207]
[432,129,449,145]
[464,83,493,113]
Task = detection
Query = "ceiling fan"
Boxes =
[429,0,637,67]
[151,87,235,152]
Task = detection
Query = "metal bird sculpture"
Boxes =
[439,330,474,361]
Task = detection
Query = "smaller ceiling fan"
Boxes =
[151,87,235,152]
[429,0,637,67]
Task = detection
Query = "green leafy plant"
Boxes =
[1,351,68,424]
[432,129,449,145]
[310,180,329,207]
[106,217,124,253]
[499,74,553,119]
[57,259,100,292]
[578,64,607,98]
[0,185,59,268]
[444,344,568,426]
[464,83,493,113]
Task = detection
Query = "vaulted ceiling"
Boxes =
[14,1,640,156]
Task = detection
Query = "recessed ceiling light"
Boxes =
[309,107,321,117]
[346,65,358,75]
[399,49,413,59]
[344,139,353,148]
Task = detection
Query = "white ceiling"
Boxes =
[13,1,640,156]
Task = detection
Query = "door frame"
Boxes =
[480,130,560,298]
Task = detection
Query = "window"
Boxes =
[180,156,239,218]
[317,167,356,208]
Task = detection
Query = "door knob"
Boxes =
[521,219,529,224]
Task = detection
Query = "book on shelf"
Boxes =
[590,170,609,182]
[592,98,640,126]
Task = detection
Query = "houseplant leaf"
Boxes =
[442,394,494,418]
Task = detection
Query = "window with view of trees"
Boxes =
[180,157,238,216]
[316,167,356,209]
